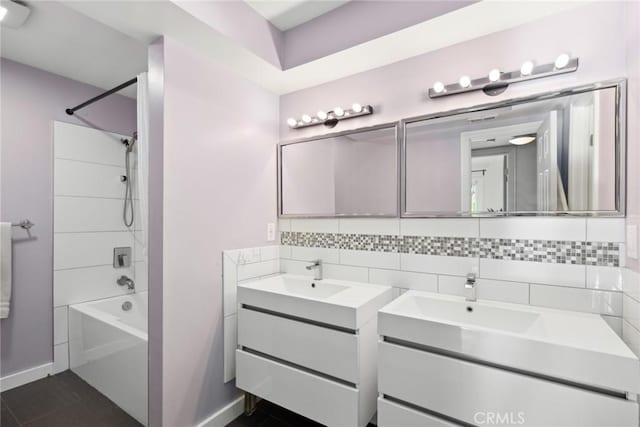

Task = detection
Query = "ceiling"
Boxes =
[0,1,146,97]
[245,0,350,31]
[0,0,589,96]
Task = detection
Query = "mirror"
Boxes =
[279,124,398,217]
[403,81,625,216]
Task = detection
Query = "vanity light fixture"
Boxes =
[428,54,579,99]
[287,103,374,129]
[508,134,536,146]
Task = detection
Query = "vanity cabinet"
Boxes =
[236,274,393,427]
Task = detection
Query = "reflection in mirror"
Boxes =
[405,85,622,215]
[280,125,398,216]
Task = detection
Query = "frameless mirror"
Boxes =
[279,124,398,217]
[403,81,625,216]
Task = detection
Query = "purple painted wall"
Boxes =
[283,0,477,69]
[280,2,628,141]
[0,58,136,376]
[159,38,279,426]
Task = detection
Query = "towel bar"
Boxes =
[11,220,34,230]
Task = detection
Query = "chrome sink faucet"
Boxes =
[117,275,135,290]
[306,259,323,280]
[465,273,477,302]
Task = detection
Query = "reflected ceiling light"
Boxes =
[0,6,7,21]
[488,68,501,82]
[509,134,536,145]
[520,60,534,76]
[0,1,31,28]
[429,54,579,99]
[286,103,374,130]
[555,53,570,69]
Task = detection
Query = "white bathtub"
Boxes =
[69,292,148,425]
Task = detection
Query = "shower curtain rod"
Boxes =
[65,77,138,115]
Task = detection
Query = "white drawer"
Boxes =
[238,307,359,383]
[379,342,638,427]
[236,349,359,427]
[378,397,458,427]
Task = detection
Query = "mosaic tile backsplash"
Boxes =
[281,231,620,267]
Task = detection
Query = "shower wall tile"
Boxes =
[55,197,128,233]
[53,307,68,346]
[54,159,126,199]
[54,264,135,307]
[54,121,127,167]
[53,231,134,270]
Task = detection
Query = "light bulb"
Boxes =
[459,75,471,88]
[433,81,445,93]
[301,114,312,124]
[555,53,570,69]
[287,118,297,128]
[520,61,534,76]
[352,103,363,113]
[334,107,344,117]
[488,68,501,82]
[317,110,327,120]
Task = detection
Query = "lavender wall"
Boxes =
[280,2,628,141]
[0,59,136,377]
[160,38,279,426]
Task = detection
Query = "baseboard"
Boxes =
[198,395,245,427]
[0,362,53,392]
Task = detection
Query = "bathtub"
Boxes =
[69,292,148,425]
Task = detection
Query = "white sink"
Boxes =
[238,274,392,330]
[379,291,640,395]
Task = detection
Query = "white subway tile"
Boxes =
[53,343,69,374]
[54,307,68,345]
[290,247,339,264]
[369,269,437,292]
[290,219,339,233]
[339,218,400,235]
[280,259,312,277]
[623,294,640,331]
[480,259,585,288]
[54,265,135,306]
[223,254,238,316]
[586,266,623,291]
[54,121,127,166]
[323,263,369,282]
[237,259,280,281]
[400,218,478,237]
[438,276,529,305]
[623,320,640,358]
[223,314,237,383]
[260,246,280,261]
[278,218,291,232]
[55,159,126,199]
[237,248,262,265]
[134,261,148,292]
[623,268,640,301]
[401,254,478,276]
[339,249,400,269]
[530,284,622,316]
[54,231,134,270]
[279,245,292,259]
[479,218,586,241]
[587,218,625,242]
[55,197,128,232]
[601,315,622,337]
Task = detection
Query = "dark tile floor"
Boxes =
[227,400,376,427]
[0,370,142,427]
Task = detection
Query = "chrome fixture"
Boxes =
[287,103,373,129]
[465,273,476,302]
[10,219,35,238]
[305,259,323,280]
[113,247,132,268]
[122,133,137,228]
[429,54,579,99]
[117,275,135,290]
